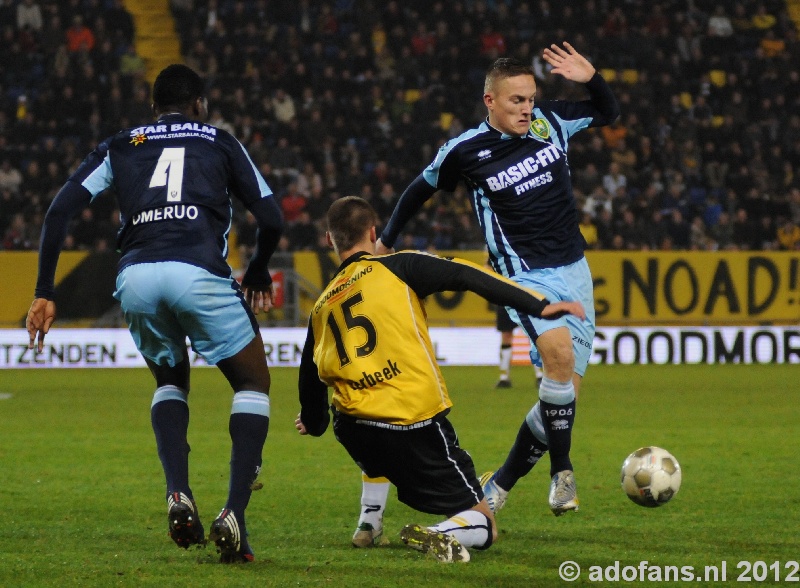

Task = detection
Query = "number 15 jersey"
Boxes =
[299,250,553,433]
[67,113,273,278]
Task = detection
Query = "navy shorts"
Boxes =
[332,411,483,516]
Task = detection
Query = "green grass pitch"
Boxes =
[0,364,798,587]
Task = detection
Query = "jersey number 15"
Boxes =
[326,292,378,368]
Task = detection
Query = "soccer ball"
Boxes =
[620,446,682,507]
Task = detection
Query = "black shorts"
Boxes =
[496,305,516,332]
[332,411,483,516]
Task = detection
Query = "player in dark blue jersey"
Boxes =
[377,43,619,517]
[26,65,283,563]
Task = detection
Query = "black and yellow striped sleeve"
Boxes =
[374,251,551,317]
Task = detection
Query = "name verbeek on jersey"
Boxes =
[66,113,272,278]
[423,77,617,276]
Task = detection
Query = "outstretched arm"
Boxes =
[28,180,93,351]
[377,252,585,321]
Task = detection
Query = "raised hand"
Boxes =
[542,41,596,83]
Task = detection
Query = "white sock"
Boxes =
[428,510,491,549]
[358,474,389,528]
[499,345,512,379]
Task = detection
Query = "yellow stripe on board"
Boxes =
[0,251,88,327]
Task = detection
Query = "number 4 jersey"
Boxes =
[298,251,554,435]
[67,114,273,277]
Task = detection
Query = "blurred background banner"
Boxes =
[2,250,798,327]
[293,250,800,326]
[2,325,797,368]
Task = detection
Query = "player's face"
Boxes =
[484,75,536,137]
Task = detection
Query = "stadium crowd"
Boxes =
[2,0,800,257]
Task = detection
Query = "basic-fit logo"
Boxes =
[530,118,549,140]
[478,149,492,160]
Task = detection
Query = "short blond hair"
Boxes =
[484,58,535,94]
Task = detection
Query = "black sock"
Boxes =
[226,411,269,528]
[495,420,548,491]
[539,399,576,476]
[151,396,191,498]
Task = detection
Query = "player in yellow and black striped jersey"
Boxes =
[296,196,585,562]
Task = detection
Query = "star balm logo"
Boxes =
[130,133,147,146]
[530,118,549,140]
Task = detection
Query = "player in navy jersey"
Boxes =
[26,65,283,562]
[377,43,619,516]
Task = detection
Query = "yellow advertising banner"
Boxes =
[294,251,800,326]
[0,251,88,327]
[590,251,800,325]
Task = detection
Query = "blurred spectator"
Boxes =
[304,185,331,223]
[690,217,710,250]
[645,209,670,250]
[280,183,308,223]
[616,209,647,250]
[0,159,23,195]
[753,215,777,250]
[286,211,319,251]
[776,218,800,250]
[119,45,147,79]
[70,208,99,250]
[666,209,691,249]
[707,5,734,38]
[17,0,42,32]
[3,213,34,250]
[710,211,735,250]
[788,188,800,224]
[751,4,777,31]
[66,15,95,52]
[602,162,627,199]
[3,0,799,256]
[270,136,302,183]
[296,162,323,198]
[272,88,297,125]
[105,0,134,45]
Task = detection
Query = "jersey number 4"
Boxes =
[149,147,185,202]
[326,292,377,368]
